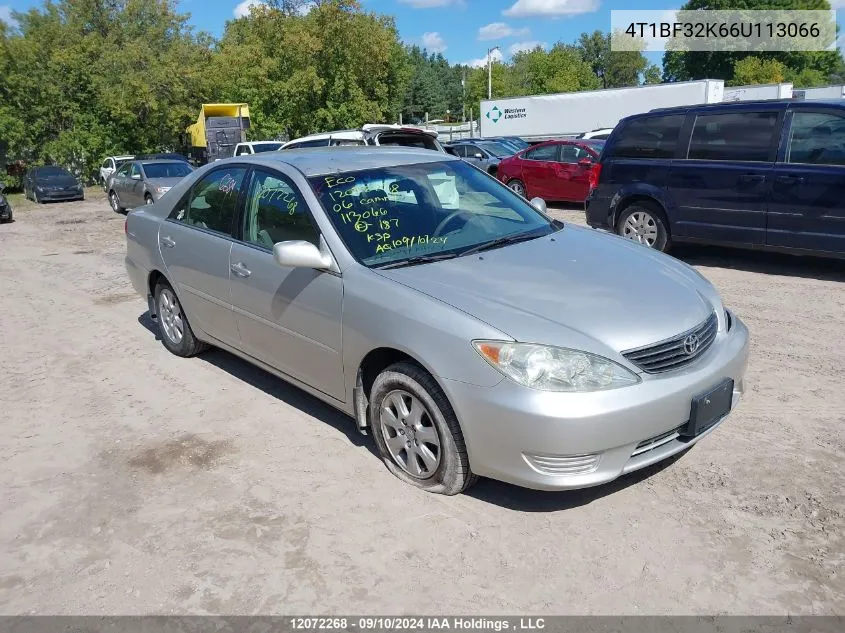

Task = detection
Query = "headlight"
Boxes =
[473,340,640,392]
[35,185,45,192]
[155,186,170,194]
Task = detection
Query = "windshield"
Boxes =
[479,141,514,158]
[308,160,555,267]
[38,166,71,177]
[142,162,193,179]
[252,143,283,153]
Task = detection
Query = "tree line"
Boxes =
[1,0,842,185]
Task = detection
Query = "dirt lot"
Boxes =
[1,191,843,615]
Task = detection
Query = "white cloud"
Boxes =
[234,0,262,18]
[234,0,314,18]
[399,0,464,8]
[509,40,548,55]
[478,22,530,41]
[0,5,17,26]
[463,48,504,69]
[503,0,600,18]
[421,31,447,53]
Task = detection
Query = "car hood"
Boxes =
[39,176,78,188]
[375,226,717,356]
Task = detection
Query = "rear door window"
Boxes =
[609,115,685,159]
[786,111,845,166]
[688,111,779,162]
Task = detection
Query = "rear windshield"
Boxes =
[377,132,439,151]
[37,166,71,177]
[478,141,514,157]
[142,162,193,179]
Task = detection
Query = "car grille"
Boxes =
[622,312,718,374]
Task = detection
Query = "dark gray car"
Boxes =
[107,160,194,212]
[447,140,515,176]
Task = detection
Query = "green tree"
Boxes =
[0,0,215,182]
[577,30,654,88]
[730,56,787,85]
[215,0,410,138]
[662,0,843,84]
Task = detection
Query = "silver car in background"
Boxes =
[108,160,194,212]
[124,148,748,495]
[446,139,515,176]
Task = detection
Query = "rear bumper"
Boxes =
[0,203,11,220]
[585,192,613,230]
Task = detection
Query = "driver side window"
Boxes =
[171,168,246,235]
[116,163,131,177]
[242,170,319,249]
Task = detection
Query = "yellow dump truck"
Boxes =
[184,103,250,165]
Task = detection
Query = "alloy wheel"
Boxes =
[622,211,659,247]
[379,389,441,479]
[509,181,525,196]
[158,288,184,345]
[109,192,120,212]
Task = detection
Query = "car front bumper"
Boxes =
[441,317,749,491]
[37,189,84,201]
[0,203,11,220]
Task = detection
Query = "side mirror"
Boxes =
[530,197,547,213]
[578,158,594,167]
[273,240,332,270]
[474,152,484,159]
[131,173,141,180]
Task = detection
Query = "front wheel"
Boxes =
[369,362,477,495]
[144,194,154,205]
[616,203,671,252]
[109,190,124,213]
[154,280,207,357]
[508,179,526,198]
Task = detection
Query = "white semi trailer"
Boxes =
[723,83,793,101]
[479,79,724,140]
[792,85,845,100]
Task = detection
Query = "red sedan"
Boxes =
[497,139,605,203]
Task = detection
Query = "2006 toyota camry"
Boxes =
[125,147,749,495]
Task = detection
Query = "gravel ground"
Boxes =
[0,192,843,615]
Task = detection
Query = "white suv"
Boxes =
[233,141,284,156]
[281,124,444,152]
[577,128,615,141]
[99,155,134,190]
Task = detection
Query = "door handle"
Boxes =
[159,236,176,248]
[230,262,252,278]
[775,175,806,185]
[739,174,766,183]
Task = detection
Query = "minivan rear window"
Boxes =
[609,115,685,159]
[688,111,778,162]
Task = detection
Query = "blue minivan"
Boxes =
[586,100,845,258]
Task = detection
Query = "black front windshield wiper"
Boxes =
[373,251,462,270]
[459,229,549,257]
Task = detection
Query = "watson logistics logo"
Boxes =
[486,105,527,123]
[486,106,502,123]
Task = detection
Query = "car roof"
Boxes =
[646,98,845,116]
[138,159,189,165]
[217,146,459,177]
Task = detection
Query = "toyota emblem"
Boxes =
[683,333,701,355]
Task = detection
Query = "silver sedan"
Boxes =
[107,160,194,212]
[124,148,748,495]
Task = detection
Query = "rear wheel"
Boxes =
[109,190,124,213]
[508,179,526,198]
[616,202,671,252]
[154,280,207,357]
[369,362,477,495]
[144,194,154,205]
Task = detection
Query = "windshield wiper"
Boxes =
[459,230,547,257]
[374,251,462,270]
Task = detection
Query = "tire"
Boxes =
[153,280,207,357]
[144,194,154,205]
[369,361,477,495]
[616,201,671,252]
[101,178,107,192]
[34,190,42,204]
[108,190,124,213]
[508,179,527,198]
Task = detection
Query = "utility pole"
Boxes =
[461,71,466,123]
[487,46,499,100]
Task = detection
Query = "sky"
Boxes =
[2,0,845,69]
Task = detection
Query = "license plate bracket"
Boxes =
[683,378,734,438]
